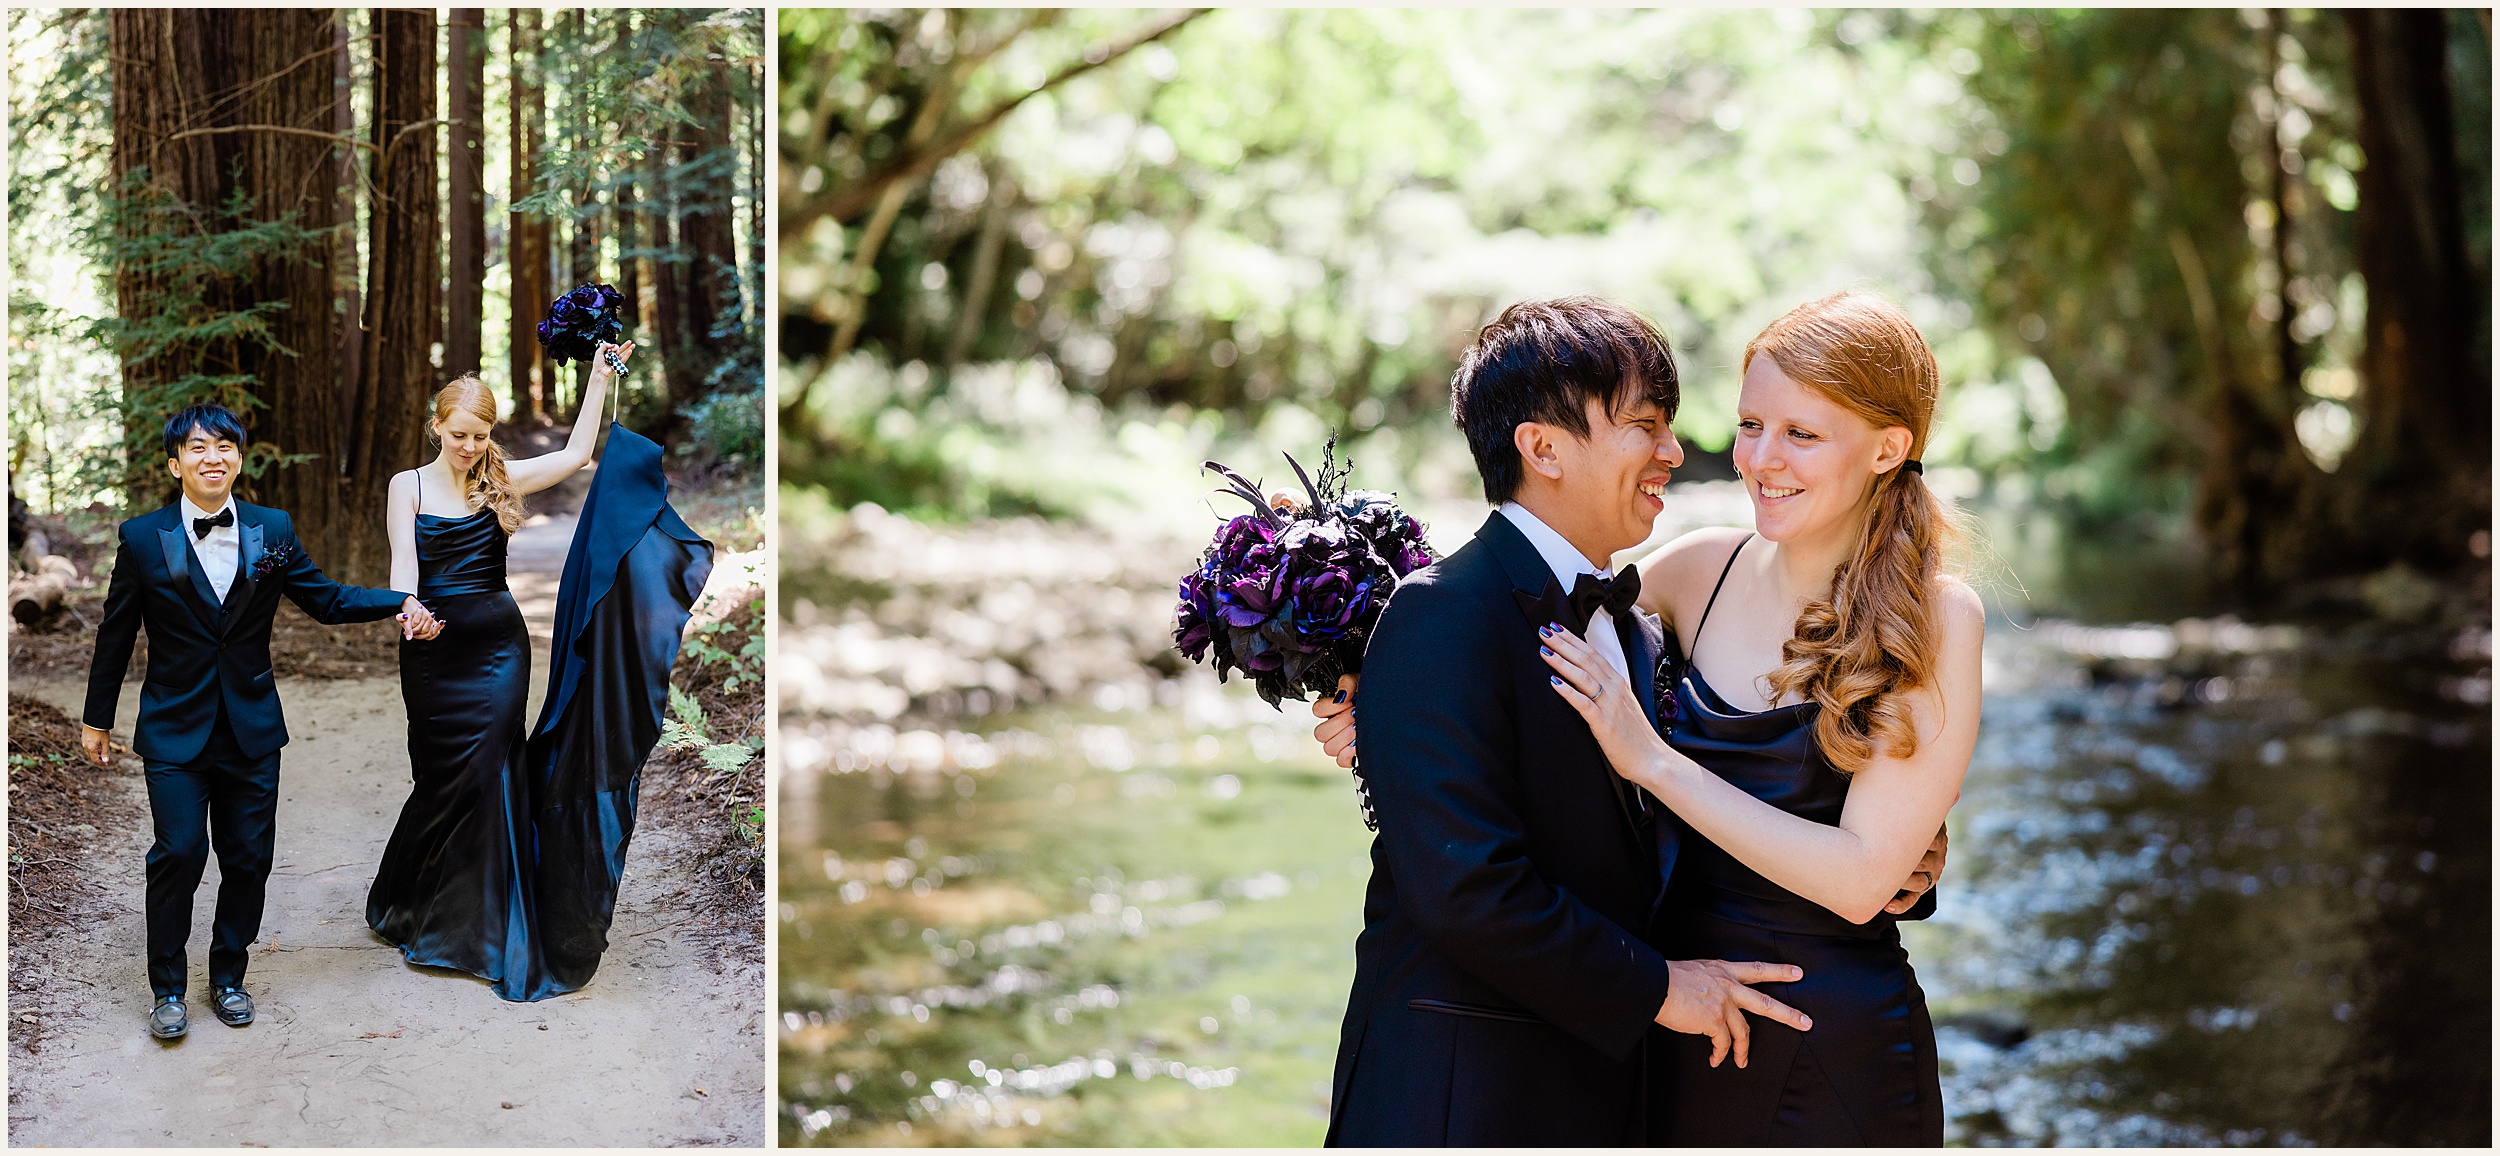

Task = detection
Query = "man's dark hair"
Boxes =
[1448,297,1680,503]
[162,403,250,459]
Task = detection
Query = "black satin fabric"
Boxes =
[1650,662,1944,1146]
[413,509,510,599]
[520,425,713,999]
[368,510,541,994]
[368,429,711,1003]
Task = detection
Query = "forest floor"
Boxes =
[5,468,767,1146]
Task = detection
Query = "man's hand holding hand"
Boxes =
[1656,958,1810,1070]
[1883,824,1950,915]
[79,724,115,767]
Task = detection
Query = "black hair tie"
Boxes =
[1901,459,1923,476]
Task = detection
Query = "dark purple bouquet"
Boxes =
[1174,441,1434,828]
[1175,442,1433,706]
[537,283,631,376]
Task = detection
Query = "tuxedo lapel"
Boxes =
[222,518,264,628]
[1624,609,1688,935]
[158,519,225,629]
[1480,513,1648,842]
[1623,608,1662,732]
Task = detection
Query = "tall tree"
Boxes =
[610,13,642,362]
[677,40,744,407]
[105,10,348,561]
[333,14,361,432]
[560,11,600,417]
[444,9,487,379]
[343,8,440,584]
[508,8,548,423]
[650,64,691,411]
[2341,10,2489,570]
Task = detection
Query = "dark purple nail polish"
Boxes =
[1334,690,1347,703]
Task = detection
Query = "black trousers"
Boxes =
[142,716,281,997]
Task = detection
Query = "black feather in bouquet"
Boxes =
[536,283,631,376]
[1173,439,1436,829]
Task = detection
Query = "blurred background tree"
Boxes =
[8,7,765,584]
[781,7,2487,609]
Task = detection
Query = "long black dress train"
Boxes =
[1650,534,1944,1145]
[367,425,713,1002]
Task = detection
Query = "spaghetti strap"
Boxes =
[1688,533,1753,650]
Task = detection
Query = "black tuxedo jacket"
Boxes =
[1325,511,1683,1146]
[83,500,407,764]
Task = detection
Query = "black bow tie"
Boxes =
[1564,566,1643,633]
[192,508,233,539]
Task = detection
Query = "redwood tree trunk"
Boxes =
[344,8,440,585]
[109,10,218,511]
[106,10,346,561]
[444,8,487,379]
[334,15,362,441]
[2342,9,2488,570]
[509,8,548,423]
[232,10,347,565]
[650,134,690,411]
[677,51,744,407]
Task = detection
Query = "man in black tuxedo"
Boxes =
[1325,299,1938,1145]
[80,404,442,1041]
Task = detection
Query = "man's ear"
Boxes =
[1513,422,1566,483]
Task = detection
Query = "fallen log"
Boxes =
[10,555,78,626]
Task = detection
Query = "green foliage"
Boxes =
[8,8,117,509]
[680,611,766,693]
[88,172,334,507]
[783,9,1985,515]
[677,386,767,467]
[1903,10,2367,529]
[660,682,757,772]
[519,8,765,219]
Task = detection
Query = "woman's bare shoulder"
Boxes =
[1646,525,1752,578]
[1932,573,1987,648]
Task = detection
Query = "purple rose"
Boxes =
[1174,570,1216,659]
[1288,566,1372,642]
[1210,516,1288,627]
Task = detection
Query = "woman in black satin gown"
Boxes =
[1537,292,1983,1145]
[369,346,714,1002]
[1312,292,1980,1144]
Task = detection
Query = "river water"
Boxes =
[774,492,2490,1146]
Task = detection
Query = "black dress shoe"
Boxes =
[149,995,188,1040]
[211,986,254,1027]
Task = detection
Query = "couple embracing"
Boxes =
[80,343,713,1040]
[1311,293,1982,1145]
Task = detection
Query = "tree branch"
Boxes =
[783,8,1207,233]
[159,123,378,154]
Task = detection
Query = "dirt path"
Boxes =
[6,513,763,1147]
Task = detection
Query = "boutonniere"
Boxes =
[1654,653,1682,726]
[250,541,297,583]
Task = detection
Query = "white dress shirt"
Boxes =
[181,494,240,602]
[1498,502,1631,679]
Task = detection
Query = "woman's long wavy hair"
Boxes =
[426,376,524,535]
[1749,292,1958,774]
